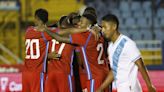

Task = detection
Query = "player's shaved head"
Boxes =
[102,14,119,30]
[35,8,48,24]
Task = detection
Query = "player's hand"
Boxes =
[148,85,156,92]
[48,52,61,60]
[96,88,103,92]
[90,26,101,41]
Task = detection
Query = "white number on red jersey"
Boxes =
[97,43,104,64]
[25,39,40,59]
[51,39,65,55]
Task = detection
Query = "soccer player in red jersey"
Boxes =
[45,13,87,92]
[45,16,76,92]
[44,11,109,92]
[22,8,53,92]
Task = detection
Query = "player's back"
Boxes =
[23,26,55,92]
[71,31,109,80]
[83,32,109,79]
[24,26,51,72]
[48,40,75,75]
[45,31,75,92]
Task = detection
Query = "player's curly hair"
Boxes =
[35,8,48,24]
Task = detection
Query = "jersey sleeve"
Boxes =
[126,41,141,62]
[25,26,34,38]
[70,33,86,46]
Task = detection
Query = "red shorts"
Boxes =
[22,69,44,92]
[86,78,109,92]
[79,71,87,89]
[45,71,73,92]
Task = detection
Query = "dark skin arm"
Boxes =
[45,28,71,43]
[44,26,91,43]
[96,70,114,92]
[135,58,156,92]
[48,51,61,60]
[57,28,88,36]
[97,58,156,92]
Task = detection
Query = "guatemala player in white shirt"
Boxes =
[96,14,156,92]
[108,34,142,92]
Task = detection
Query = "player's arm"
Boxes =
[48,51,61,60]
[135,58,156,92]
[96,70,114,92]
[57,28,88,36]
[127,41,156,92]
[45,27,71,43]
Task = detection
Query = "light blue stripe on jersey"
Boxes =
[41,32,47,44]
[112,38,127,79]
[43,42,49,72]
[40,42,49,92]
[40,73,44,92]
[40,33,49,92]
[68,74,73,92]
[81,47,92,80]
[70,51,74,76]
[84,33,92,48]
[90,79,95,92]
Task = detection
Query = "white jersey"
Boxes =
[108,34,142,92]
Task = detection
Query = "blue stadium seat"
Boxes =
[147,18,152,28]
[153,17,160,28]
[154,29,164,40]
[120,1,130,12]
[131,1,141,11]
[122,11,131,18]
[112,9,121,18]
[119,16,126,29]
[136,43,146,49]
[140,29,153,40]
[157,8,164,18]
[125,17,136,28]
[137,17,148,28]
[142,1,151,11]
[160,17,164,27]
[144,9,152,18]
[133,11,144,18]
[128,29,142,40]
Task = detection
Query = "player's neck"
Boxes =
[111,31,120,44]
[36,24,47,32]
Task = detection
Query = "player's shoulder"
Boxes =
[25,26,35,37]
[122,35,134,43]
[25,26,35,33]
[25,26,43,39]
[121,34,136,47]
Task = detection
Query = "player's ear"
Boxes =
[112,23,117,30]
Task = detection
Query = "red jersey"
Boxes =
[48,32,75,75]
[24,26,52,71]
[70,31,109,80]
